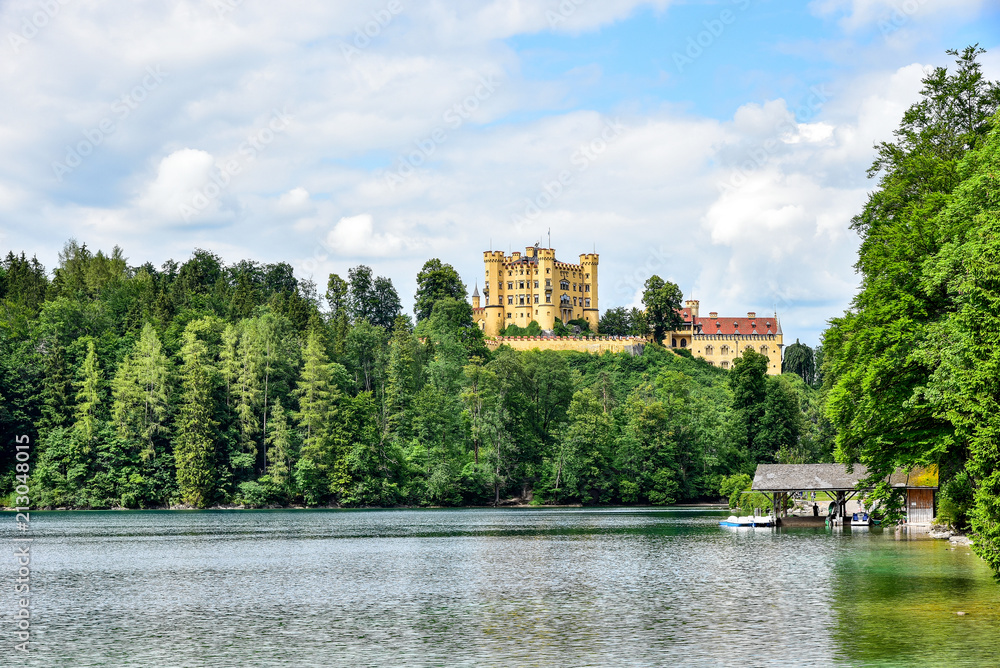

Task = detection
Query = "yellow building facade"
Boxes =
[668,300,784,375]
[472,245,598,337]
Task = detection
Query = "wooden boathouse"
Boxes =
[750,463,939,526]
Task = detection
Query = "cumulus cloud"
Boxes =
[323,213,421,258]
[0,0,995,344]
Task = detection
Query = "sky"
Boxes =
[1,0,998,346]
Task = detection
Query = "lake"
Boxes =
[3,507,998,667]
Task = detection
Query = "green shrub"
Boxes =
[937,470,974,530]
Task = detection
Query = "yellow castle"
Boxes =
[470,244,784,374]
[472,244,598,337]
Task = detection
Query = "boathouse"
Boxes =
[750,463,939,525]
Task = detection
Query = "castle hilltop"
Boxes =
[471,243,784,374]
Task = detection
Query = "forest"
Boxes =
[0,242,827,510]
[821,47,1000,574]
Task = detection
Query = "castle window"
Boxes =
[534,295,539,304]
[507,296,513,305]
[721,361,730,369]
[534,280,539,288]
[507,313,512,319]
[508,271,512,276]
[519,281,524,289]
[519,296,525,305]
[585,284,590,292]
[546,279,551,287]
[721,345,730,355]
[546,268,550,273]
[705,345,714,355]
[760,345,768,354]
[573,297,578,306]
[507,282,513,290]
[546,295,551,303]
[560,279,569,290]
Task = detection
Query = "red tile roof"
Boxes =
[679,309,782,336]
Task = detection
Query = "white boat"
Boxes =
[720,515,774,527]
[851,512,871,527]
[719,515,753,527]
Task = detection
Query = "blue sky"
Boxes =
[0,0,998,345]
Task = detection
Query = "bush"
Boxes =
[937,470,974,530]
[500,320,542,337]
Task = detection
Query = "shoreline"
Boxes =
[0,502,729,512]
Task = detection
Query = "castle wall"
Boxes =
[485,336,644,355]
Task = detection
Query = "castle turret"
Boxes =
[580,252,599,332]
[472,283,480,310]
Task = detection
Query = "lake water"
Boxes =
[3,507,999,667]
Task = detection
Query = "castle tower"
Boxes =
[580,253,599,332]
[472,283,480,309]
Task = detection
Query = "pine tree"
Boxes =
[293,329,338,502]
[174,320,218,507]
[266,398,293,486]
[111,323,172,460]
[73,338,103,450]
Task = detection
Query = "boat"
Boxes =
[719,515,775,527]
[719,515,753,527]
[850,512,871,527]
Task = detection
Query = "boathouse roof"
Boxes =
[752,464,938,492]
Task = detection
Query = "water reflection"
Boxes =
[1,508,997,667]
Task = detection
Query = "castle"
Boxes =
[472,245,599,336]
[471,244,784,374]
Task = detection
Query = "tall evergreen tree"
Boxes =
[111,323,172,460]
[73,338,103,450]
[174,320,219,507]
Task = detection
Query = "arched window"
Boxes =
[760,345,768,354]
[721,361,730,369]
[720,345,730,355]
[680,338,687,348]
[705,345,714,355]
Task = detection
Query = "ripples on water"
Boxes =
[2,508,998,667]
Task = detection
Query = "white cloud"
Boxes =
[324,213,421,258]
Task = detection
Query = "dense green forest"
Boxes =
[0,243,827,509]
[822,47,1000,573]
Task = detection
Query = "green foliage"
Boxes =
[782,339,816,386]
[937,470,974,530]
[0,239,828,515]
[414,259,465,322]
[598,306,631,336]
[500,320,542,337]
[641,276,683,344]
[823,47,1000,576]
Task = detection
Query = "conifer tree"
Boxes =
[74,338,103,450]
[174,320,218,507]
[111,323,172,460]
[266,398,293,486]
